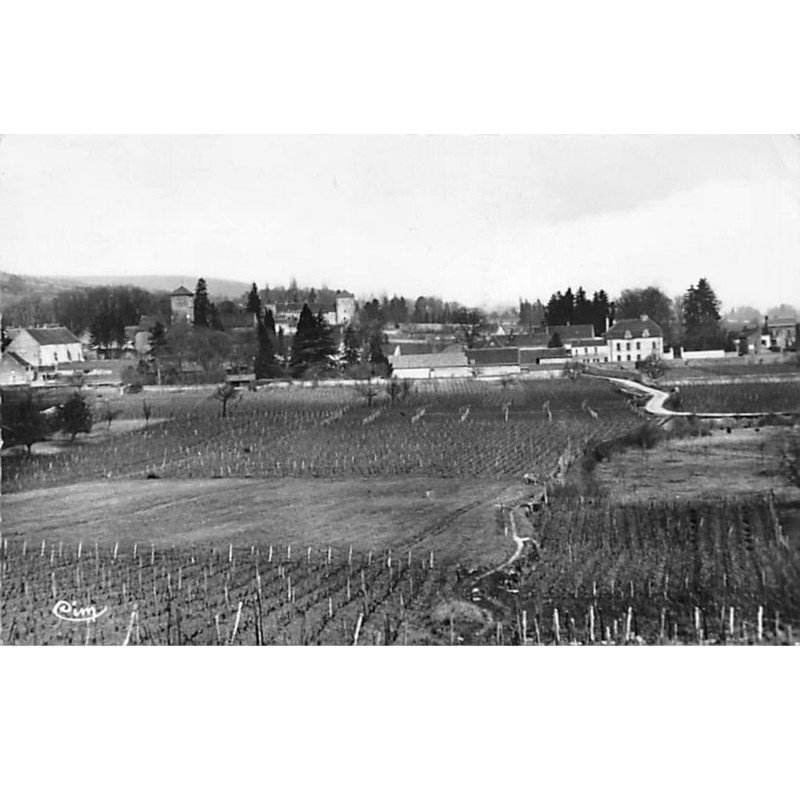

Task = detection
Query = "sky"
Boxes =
[1,135,798,311]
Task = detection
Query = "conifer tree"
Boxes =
[193,278,212,327]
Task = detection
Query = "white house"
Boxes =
[6,327,84,369]
[605,315,664,364]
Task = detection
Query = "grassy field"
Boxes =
[664,360,800,379]
[676,380,800,414]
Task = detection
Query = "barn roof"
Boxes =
[24,327,81,346]
[391,351,468,370]
[466,347,518,366]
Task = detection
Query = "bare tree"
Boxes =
[101,402,121,430]
[639,353,666,380]
[142,399,152,430]
[215,382,238,418]
[454,306,487,349]
[355,380,380,408]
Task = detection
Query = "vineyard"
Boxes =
[0,536,461,645]
[676,380,800,415]
[499,493,800,645]
[3,490,799,645]
[1,378,636,492]
[3,375,799,645]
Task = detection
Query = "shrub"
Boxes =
[60,392,93,442]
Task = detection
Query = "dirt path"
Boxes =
[477,506,534,579]
[604,376,793,419]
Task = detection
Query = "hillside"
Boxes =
[0,270,251,307]
[70,274,251,300]
[0,270,83,307]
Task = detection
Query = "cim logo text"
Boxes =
[52,600,108,623]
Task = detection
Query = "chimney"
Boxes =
[640,314,649,322]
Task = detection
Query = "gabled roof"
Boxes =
[393,342,436,356]
[170,285,194,297]
[605,317,664,340]
[391,351,468,370]
[546,324,596,341]
[1,350,33,367]
[23,327,81,346]
[335,290,355,298]
[466,347,518,366]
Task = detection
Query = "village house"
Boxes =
[765,316,798,350]
[5,327,84,371]
[604,315,664,364]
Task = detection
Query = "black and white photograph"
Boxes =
[2,134,799,647]
[1,5,799,797]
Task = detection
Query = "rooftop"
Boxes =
[170,285,194,297]
[466,347,519,366]
[22,327,82,346]
[605,316,664,340]
[391,351,468,370]
[546,323,596,340]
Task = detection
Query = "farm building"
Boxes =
[0,350,37,385]
[466,348,521,376]
[604,315,664,363]
[390,351,470,379]
[567,337,608,364]
[5,327,84,370]
[519,347,570,369]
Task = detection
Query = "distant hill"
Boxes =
[0,270,83,308]
[0,270,251,305]
[70,274,252,300]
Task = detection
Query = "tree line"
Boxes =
[528,278,734,352]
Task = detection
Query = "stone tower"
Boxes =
[170,285,194,325]
[335,291,356,326]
